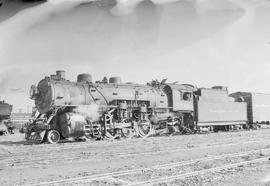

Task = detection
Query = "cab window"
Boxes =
[182,92,192,101]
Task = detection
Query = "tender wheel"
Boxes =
[137,121,152,138]
[47,130,60,144]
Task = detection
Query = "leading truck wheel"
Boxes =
[47,130,60,144]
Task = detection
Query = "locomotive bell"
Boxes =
[77,73,92,83]
[109,77,122,84]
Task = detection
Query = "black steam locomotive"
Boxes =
[21,71,253,144]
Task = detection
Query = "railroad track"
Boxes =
[25,148,270,186]
[128,157,269,186]
[2,131,270,161]
[2,127,269,156]
[2,127,270,162]
[2,138,270,169]
[3,139,270,169]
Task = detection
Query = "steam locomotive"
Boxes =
[20,70,252,143]
[0,100,13,135]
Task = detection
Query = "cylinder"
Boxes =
[109,77,122,84]
[59,112,86,138]
[77,73,92,83]
[56,70,66,80]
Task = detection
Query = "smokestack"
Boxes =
[50,74,58,80]
[56,70,66,80]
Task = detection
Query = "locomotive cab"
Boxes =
[163,84,196,132]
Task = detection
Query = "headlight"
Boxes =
[29,85,39,99]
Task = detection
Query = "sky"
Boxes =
[0,0,270,112]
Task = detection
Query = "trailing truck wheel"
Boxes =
[47,130,60,144]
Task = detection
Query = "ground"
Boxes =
[1,128,270,186]
[1,2,270,185]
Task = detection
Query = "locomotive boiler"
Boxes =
[23,71,171,143]
[22,71,248,143]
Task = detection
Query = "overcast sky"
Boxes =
[0,0,270,112]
